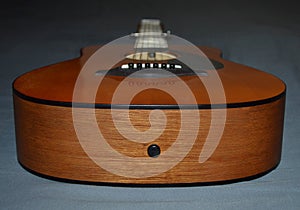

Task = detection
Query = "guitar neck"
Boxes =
[138,19,163,33]
[135,19,168,49]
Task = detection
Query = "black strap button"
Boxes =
[147,144,161,158]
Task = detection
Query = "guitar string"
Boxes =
[147,22,149,62]
[146,21,149,61]
[154,23,156,61]
[137,23,140,61]
[158,22,161,61]
[151,21,155,62]
[135,20,143,61]
[133,26,138,61]
[139,21,143,61]
[147,21,150,62]
[135,20,165,64]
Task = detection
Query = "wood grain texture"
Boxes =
[13,45,286,184]
[14,94,285,184]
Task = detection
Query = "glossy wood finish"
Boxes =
[13,46,285,106]
[13,45,286,184]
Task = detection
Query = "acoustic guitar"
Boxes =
[13,19,286,185]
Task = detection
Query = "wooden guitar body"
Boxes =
[13,20,286,185]
[13,46,285,185]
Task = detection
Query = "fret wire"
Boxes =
[135,19,168,61]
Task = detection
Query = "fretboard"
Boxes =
[134,19,168,49]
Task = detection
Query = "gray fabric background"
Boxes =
[1,0,299,209]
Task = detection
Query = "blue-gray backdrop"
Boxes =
[1,0,299,209]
